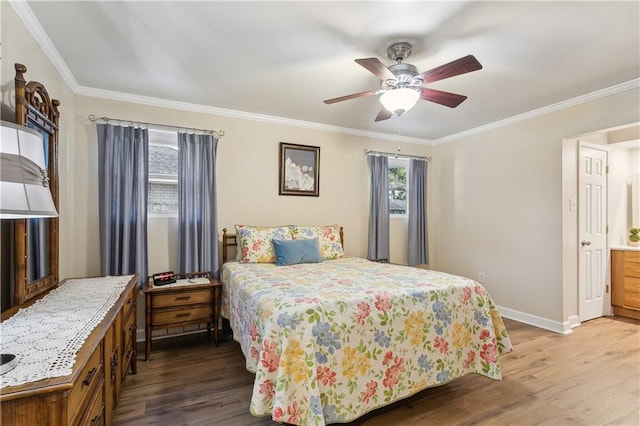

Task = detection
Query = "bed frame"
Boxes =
[221,226,344,264]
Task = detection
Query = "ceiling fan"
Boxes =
[324,42,482,122]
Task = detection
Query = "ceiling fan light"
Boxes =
[379,88,420,115]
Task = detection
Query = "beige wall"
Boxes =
[432,89,640,326]
[73,96,433,330]
[75,95,433,274]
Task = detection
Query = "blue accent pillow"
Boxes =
[272,238,322,266]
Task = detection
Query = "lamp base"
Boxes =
[0,353,17,375]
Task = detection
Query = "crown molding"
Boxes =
[431,78,640,145]
[9,0,80,92]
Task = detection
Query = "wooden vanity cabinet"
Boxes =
[611,249,640,320]
[0,275,137,426]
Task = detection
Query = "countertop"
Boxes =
[611,245,640,251]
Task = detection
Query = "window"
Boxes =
[388,158,408,215]
[148,129,178,215]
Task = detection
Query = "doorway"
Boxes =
[562,123,639,330]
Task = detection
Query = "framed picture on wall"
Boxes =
[279,142,320,196]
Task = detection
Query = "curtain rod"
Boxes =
[364,149,431,162]
[88,114,225,138]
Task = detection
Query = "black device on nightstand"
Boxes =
[152,271,176,286]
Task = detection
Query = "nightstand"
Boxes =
[142,272,222,360]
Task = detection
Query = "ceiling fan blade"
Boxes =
[355,58,396,81]
[418,55,482,85]
[323,90,378,105]
[374,108,393,122]
[420,88,468,108]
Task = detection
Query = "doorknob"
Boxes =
[581,240,591,246]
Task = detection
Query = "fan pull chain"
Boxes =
[393,113,401,135]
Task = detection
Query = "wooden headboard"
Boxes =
[221,228,238,264]
[221,226,344,264]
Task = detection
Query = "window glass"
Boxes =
[389,158,408,215]
[148,129,178,215]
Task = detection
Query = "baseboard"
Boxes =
[497,305,578,334]
[567,314,581,330]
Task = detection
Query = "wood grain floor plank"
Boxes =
[114,317,639,426]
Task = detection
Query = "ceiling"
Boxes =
[20,1,640,143]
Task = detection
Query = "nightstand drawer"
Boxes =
[153,289,212,308]
[152,305,213,326]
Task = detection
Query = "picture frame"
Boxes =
[279,142,320,196]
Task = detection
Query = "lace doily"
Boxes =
[0,275,134,388]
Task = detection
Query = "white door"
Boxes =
[578,145,608,321]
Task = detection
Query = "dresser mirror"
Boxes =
[13,63,60,305]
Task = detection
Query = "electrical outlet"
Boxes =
[478,272,485,283]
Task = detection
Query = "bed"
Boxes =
[221,225,512,426]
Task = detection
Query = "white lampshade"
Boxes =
[0,120,58,218]
[379,88,420,115]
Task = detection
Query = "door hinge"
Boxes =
[606,285,609,294]
[606,225,609,234]
[606,165,609,174]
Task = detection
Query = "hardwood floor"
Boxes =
[114,317,640,426]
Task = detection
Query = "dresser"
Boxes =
[0,275,138,426]
[611,248,640,320]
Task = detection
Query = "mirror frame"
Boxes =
[13,63,60,305]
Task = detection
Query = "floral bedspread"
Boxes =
[221,257,512,426]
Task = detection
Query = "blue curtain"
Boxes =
[367,155,390,261]
[178,132,219,277]
[97,124,148,286]
[408,159,429,265]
